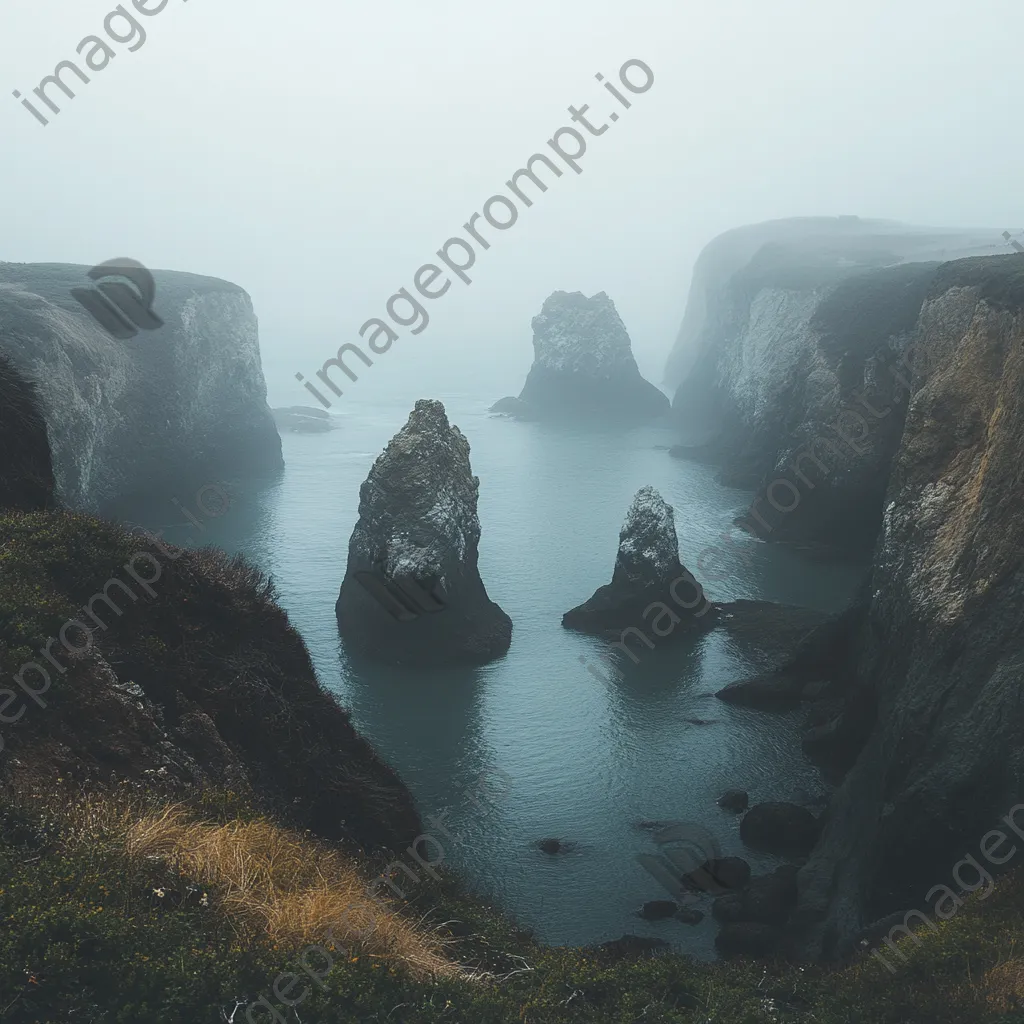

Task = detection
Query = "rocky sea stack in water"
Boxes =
[492,291,669,423]
[336,399,512,666]
[563,486,715,638]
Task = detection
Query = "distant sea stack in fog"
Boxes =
[563,486,715,640]
[0,262,282,511]
[336,399,512,667]
[491,291,669,423]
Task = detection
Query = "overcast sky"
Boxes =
[2,0,1022,404]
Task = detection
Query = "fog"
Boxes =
[2,0,1021,404]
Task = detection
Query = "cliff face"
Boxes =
[668,220,1005,552]
[493,291,669,423]
[336,399,512,667]
[0,263,282,512]
[796,255,1024,956]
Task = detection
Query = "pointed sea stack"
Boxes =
[563,486,716,638]
[491,291,669,422]
[336,399,512,667]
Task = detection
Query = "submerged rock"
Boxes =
[563,486,716,641]
[717,789,749,813]
[536,838,575,855]
[638,899,678,920]
[491,291,669,423]
[335,399,512,667]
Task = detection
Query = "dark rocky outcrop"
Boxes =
[563,486,715,638]
[794,254,1024,958]
[740,802,821,857]
[665,219,1004,554]
[492,291,669,423]
[335,399,512,667]
[0,262,282,512]
[271,406,337,433]
[0,354,56,510]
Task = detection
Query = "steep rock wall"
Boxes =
[795,254,1024,957]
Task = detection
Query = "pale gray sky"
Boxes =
[2,0,1022,404]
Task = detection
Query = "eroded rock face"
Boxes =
[492,291,669,423]
[666,219,1005,553]
[563,486,715,640]
[336,399,512,666]
[794,255,1024,959]
[0,263,282,511]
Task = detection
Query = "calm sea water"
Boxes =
[126,385,863,958]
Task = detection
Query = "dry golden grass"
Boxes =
[39,791,460,981]
[117,803,459,980]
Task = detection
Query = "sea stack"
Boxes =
[336,399,512,667]
[563,486,716,638]
[491,291,669,422]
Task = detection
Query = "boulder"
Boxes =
[335,399,512,666]
[563,486,717,638]
[740,802,821,857]
[493,291,669,423]
[717,789,749,813]
[682,856,751,894]
[638,900,678,921]
[675,906,705,925]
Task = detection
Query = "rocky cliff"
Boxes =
[0,262,282,512]
[667,219,1007,552]
[336,399,512,666]
[492,291,669,423]
[789,254,1024,958]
